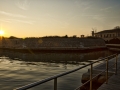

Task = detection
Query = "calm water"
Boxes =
[0,50,114,90]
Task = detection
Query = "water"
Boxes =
[0,50,114,90]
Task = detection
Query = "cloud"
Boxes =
[0,11,27,18]
[0,10,35,24]
[93,15,104,22]
[15,0,31,10]
[75,0,91,8]
[81,14,106,23]
[84,6,91,11]
[0,19,12,23]
[81,14,102,17]
[100,7,113,12]
[92,15,120,25]
[0,18,35,24]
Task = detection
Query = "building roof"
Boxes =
[96,28,120,34]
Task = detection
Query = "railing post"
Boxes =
[90,63,93,90]
[54,78,57,90]
[115,54,118,75]
[106,58,108,84]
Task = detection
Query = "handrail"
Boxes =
[14,64,91,90]
[75,54,118,90]
[14,54,117,90]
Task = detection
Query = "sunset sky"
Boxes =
[0,0,120,37]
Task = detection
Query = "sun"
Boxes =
[0,30,4,36]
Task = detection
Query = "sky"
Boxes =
[0,0,120,38]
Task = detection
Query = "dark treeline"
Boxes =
[3,35,100,39]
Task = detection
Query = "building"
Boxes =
[95,26,120,41]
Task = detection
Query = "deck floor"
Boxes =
[98,54,120,90]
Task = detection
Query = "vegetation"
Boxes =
[8,36,19,39]
[114,26,120,29]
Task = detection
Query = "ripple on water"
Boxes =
[0,50,114,90]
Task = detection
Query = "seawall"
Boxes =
[106,44,120,52]
[0,38,106,52]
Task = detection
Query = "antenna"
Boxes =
[92,27,97,37]
[92,28,97,32]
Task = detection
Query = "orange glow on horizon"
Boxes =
[0,30,4,36]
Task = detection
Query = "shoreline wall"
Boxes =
[0,38,106,49]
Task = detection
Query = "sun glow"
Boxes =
[0,30,4,36]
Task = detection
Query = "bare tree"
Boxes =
[92,28,97,33]
[114,26,120,29]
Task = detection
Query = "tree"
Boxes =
[8,36,18,39]
[72,35,77,38]
[62,35,68,38]
[114,26,120,29]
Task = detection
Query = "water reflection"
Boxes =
[0,50,112,64]
[0,50,114,90]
